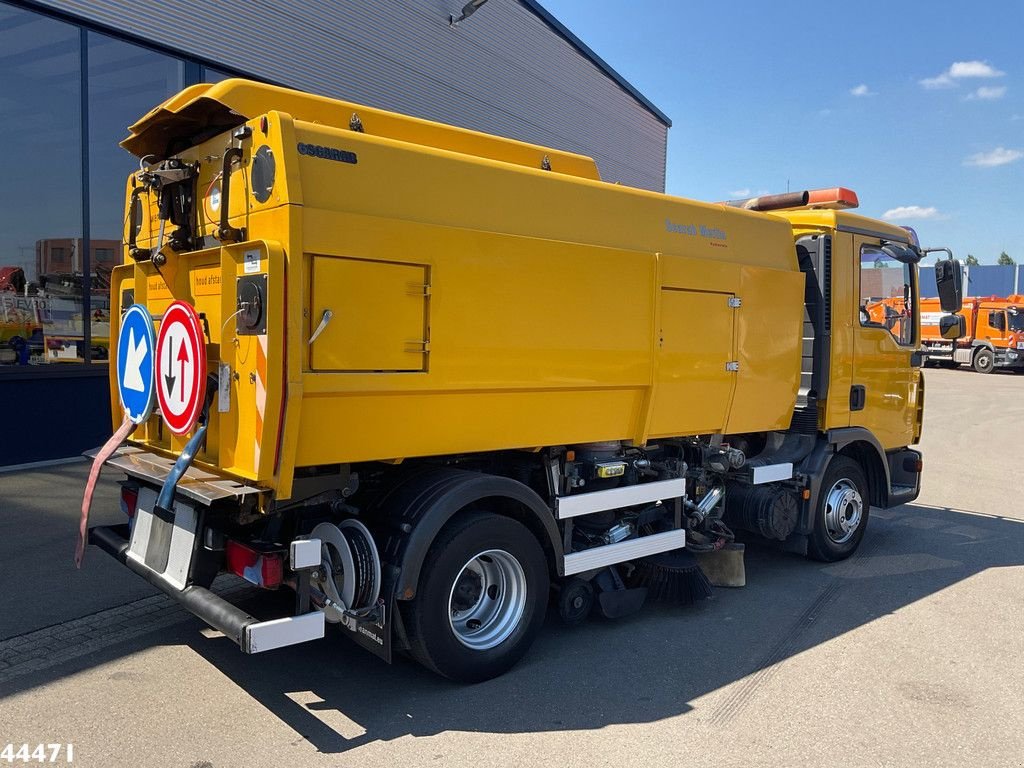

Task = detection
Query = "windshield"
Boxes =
[1009,311,1024,332]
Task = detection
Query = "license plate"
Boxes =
[127,487,198,591]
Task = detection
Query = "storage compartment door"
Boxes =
[648,289,736,436]
[310,256,428,372]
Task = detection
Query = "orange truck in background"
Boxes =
[921,295,1024,373]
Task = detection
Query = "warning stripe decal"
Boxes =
[254,334,267,469]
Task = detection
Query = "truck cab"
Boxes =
[774,207,925,452]
[973,299,1024,371]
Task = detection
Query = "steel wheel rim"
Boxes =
[448,549,527,650]
[823,478,864,544]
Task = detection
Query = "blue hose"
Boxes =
[156,376,216,513]
[156,421,209,512]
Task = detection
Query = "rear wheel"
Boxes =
[401,511,549,682]
[807,456,870,562]
[973,347,995,374]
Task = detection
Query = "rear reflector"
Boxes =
[225,540,284,589]
[120,485,139,519]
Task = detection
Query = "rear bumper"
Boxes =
[995,349,1024,368]
[89,524,324,653]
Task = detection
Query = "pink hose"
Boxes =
[75,414,137,568]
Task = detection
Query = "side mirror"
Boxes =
[880,242,921,264]
[940,314,966,340]
[934,258,963,313]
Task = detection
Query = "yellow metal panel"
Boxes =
[310,256,428,372]
[295,389,647,466]
[107,265,134,426]
[291,119,797,274]
[122,80,602,183]
[117,239,286,483]
[823,233,855,430]
[726,264,805,433]
[773,209,913,245]
[300,211,656,390]
[647,289,736,437]
[850,325,919,449]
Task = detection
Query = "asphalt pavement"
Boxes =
[0,367,1021,768]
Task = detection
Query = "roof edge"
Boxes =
[520,0,672,127]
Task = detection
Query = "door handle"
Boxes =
[850,385,866,411]
[309,309,333,345]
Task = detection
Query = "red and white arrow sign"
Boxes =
[156,301,207,435]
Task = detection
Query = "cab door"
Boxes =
[980,307,1010,351]
[851,237,921,450]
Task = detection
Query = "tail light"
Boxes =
[902,456,924,473]
[120,484,139,519]
[225,540,284,589]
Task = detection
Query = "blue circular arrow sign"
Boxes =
[116,303,156,424]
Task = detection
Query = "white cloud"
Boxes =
[850,84,874,97]
[920,60,1004,90]
[966,86,1007,100]
[949,60,1004,78]
[963,147,1023,167]
[727,188,770,199]
[882,205,942,221]
[921,74,955,89]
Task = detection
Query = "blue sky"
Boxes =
[541,0,1024,265]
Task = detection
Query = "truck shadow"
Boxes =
[0,501,1019,754]
[176,500,1022,753]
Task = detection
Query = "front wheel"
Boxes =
[401,511,549,682]
[973,347,995,374]
[807,456,870,562]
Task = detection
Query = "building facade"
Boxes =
[0,0,669,465]
[36,238,119,276]
[919,264,1024,299]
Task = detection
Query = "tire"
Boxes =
[807,456,870,562]
[401,511,549,682]
[973,348,995,374]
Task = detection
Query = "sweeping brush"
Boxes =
[630,549,713,605]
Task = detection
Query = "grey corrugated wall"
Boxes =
[29,0,668,191]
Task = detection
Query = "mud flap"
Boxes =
[339,564,398,663]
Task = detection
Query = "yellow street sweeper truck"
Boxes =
[81,80,964,681]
